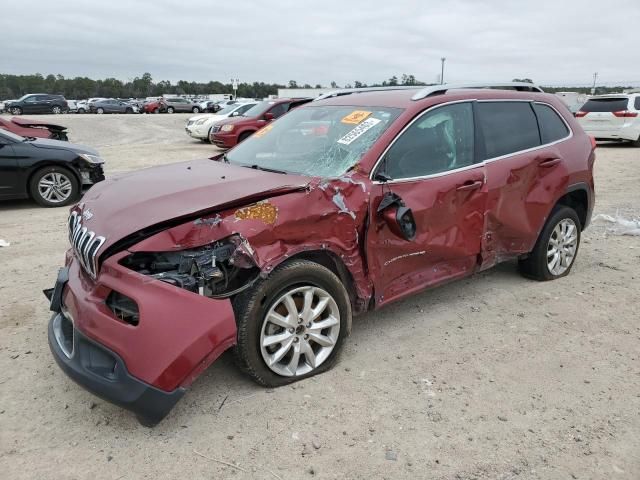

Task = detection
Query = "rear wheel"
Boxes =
[29,166,79,207]
[234,260,350,387]
[519,206,581,281]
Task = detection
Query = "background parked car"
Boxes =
[210,98,312,148]
[163,97,201,113]
[89,99,138,114]
[185,102,258,142]
[5,94,69,115]
[576,93,640,146]
[75,100,90,113]
[141,99,167,114]
[0,117,69,141]
[0,128,104,207]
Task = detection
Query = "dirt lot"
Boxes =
[1,114,638,479]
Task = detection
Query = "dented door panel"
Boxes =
[482,147,570,269]
[366,165,487,306]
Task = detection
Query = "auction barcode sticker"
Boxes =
[337,118,381,145]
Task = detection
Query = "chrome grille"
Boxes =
[68,211,106,279]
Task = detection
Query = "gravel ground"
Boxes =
[1,114,639,479]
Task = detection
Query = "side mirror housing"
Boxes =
[377,192,416,241]
[264,112,274,121]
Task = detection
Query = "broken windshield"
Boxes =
[225,105,403,177]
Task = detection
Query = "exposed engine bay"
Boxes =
[121,235,260,299]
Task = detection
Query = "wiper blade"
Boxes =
[249,164,287,174]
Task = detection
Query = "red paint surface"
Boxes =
[0,117,65,139]
[63,88,595,393]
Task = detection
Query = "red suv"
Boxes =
[210,98,312,148]
[46,83,595,425]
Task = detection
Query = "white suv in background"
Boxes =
[185,102,257,142]
[576,93,640,146]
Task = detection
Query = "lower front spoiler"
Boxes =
[48,312,185,426]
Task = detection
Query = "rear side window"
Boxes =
[635,97,640,110]
[269,103,288,118]
[581,98,629,112]
[477,102,540,159]
[533,103,569,144]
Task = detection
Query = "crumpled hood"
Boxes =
[75,158,310,253]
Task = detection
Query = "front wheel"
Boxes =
[11,107,22,115]
[96,107,104,114]
[631,135,640,148]
[519,206,581,281]
[29,166,80,207]
[192,107,200,113]
[52,105,62,114]
[234,260,351,387]
[166,106,175,114]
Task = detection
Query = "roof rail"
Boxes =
[314,86,421,101]
[411,82,544,101]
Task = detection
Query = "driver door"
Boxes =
[366,101,487,306]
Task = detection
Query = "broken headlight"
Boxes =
[120,235,260,298]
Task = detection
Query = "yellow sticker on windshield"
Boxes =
[341,110,372,124]
[254,124,274,138]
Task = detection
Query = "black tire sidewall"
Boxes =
[29,165,80,207]
[526,206,581,280]
[234,260,351,387]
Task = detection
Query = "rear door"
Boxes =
[366,101,487,305]
[578,97,629,133]
[478,101,571,268]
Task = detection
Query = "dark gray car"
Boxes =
[164,97,201,113]
[89,99,137,114]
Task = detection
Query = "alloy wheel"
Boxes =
[38,172,73,204]
[547,218,578,275]
[260,286,340,377]
[52,106,62,114]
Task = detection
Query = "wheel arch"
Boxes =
[269,249,363,318]
[555,183,590,230]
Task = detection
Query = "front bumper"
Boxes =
[46,251,238,423]
[186,124,209,139]
[48,307,185,426]
[211,131,237,148]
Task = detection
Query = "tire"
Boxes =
[52,105,62,114]
[192,107,200,113]
[518,206,581,281]
[166,106,175,114]
[77,108,85,114]
[96,107,104,114]
[11,107,22,115]
[234,260,351,387]
[631,135,640,148]
[126,107,133,114]
[238,131,254,143]
[29,165,80,207]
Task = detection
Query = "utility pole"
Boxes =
[440,57,446,84]
[231,78,239,100]
[591,72,598,95]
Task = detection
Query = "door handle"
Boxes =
[538,158,561,168]
[456,180,483,191]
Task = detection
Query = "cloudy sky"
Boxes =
[3,0,639,87]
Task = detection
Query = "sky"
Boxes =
[2,0,639,87]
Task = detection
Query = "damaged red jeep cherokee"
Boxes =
[46,83,595,425]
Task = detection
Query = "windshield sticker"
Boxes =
[341,110,372,125]
[254,124,274,138]
[337,117,381,145]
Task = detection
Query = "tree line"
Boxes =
[0,73,634,100]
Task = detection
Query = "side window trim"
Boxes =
[371,99,478,183]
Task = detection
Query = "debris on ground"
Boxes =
[0,239,10,247]
[593,213,640,236]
